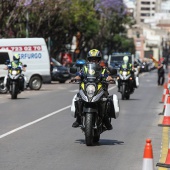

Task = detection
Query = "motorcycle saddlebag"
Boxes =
[71,94,77,117]
[71,94,83,118]
[107,94,120,119]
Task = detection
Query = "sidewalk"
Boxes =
[156,65,170,170]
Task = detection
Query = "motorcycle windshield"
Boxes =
[84,63,102,81]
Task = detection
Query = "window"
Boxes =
[141,7,150,10]
[0,52,10,64]
[111,56,132,63]
[141,13,150,16]
[141,1,150,4]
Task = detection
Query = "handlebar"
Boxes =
[69,78,116,84]
[69,79,81,84]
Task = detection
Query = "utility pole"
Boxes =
[26,11,29,38]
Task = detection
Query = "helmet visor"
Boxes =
[88,57,101,63]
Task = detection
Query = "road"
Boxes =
[0,70,166,170]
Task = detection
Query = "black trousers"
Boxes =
[158,73,165,85]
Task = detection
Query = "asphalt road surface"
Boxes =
[0,69,166,170]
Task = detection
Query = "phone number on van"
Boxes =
[0,46,42,51]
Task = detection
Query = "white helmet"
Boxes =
[123,56,129,64]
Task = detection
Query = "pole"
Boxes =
[26,11,29,38]
[48,37,51,54]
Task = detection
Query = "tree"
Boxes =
[0,0,135,58]
[93,0,134,54]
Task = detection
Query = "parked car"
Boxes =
[51,58,71,83]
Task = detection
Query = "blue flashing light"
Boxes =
[76,59,86,66]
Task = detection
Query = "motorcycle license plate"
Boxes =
[63,74,69,77]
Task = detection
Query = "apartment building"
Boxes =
[158,0,170,13]
[136,0,157,24]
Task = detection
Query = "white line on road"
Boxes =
[0,105,71,139]
[0,85,117,139]
[70,89,79,92]
[108,86,116,91]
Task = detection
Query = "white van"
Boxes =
[0,38,51,92]
[0,50,13,92]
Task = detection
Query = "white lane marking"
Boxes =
[0,85,116,139]
[108,86,116,91]
[70,89,79,92]
[0,105,71,139]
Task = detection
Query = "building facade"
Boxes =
[131,0,170,61]
[136,0,157,24]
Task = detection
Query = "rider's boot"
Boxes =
[117,80,120,92]
[103,115,113,130]
[134,79,137,88]
[72,116,81,128]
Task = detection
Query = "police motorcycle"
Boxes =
[70,63,119,146]
[117,67,135,100]
[5,61,27,99]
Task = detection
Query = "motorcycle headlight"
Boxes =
[122,71,127,76]
[53,68,58,72]
[12,70,17,75]
[86,85,95,98]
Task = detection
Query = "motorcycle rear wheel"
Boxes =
[85,113,94,146]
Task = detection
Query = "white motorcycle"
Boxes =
[4,64,27,99]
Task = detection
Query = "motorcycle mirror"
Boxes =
[69,67,77,74]
[5,60,10,65]
[108,67,117,75]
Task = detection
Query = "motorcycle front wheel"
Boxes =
[126,94,130,100]
[93,135,100,143]
[85,113,94,146]
[11,83,17,99]
[121,84,125,100]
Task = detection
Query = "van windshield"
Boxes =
[51,58,62,66]
[111,56,124,62]
[111,55,132,63]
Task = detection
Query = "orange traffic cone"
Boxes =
[159,89,169,115]
[160,85,168,103]
[164,83,168,90]
[158,96,170,126]
[142,139,154,170]
[168,80,170,89]
[157,141,170,168]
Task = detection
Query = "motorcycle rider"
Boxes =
[117,55,136,92]
[4,54,26,91]
[72,49,113,130]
